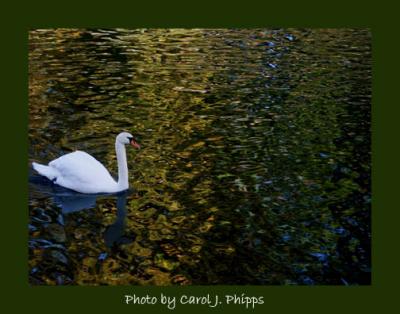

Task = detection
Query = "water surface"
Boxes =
[29,28,371,285]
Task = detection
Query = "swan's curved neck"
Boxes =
[115,141,129,191]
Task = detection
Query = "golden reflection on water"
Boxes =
[29,29,371,285]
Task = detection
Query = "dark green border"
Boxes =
[1,1,395,313]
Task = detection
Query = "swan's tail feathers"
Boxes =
[32,162,59,181]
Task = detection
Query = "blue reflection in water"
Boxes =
[29,174,131,248]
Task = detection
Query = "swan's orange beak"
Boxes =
[130,139,141,149]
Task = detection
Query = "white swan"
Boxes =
[32,132,140,194]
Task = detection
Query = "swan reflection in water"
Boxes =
[29,175,132,248]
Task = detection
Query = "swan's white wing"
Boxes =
[49,151,118,193]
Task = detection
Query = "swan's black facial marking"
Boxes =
[127,136,136,143]
[127,136,141,149]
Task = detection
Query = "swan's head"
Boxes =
[117,132,140,149]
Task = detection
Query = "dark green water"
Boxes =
[28,29,371,285]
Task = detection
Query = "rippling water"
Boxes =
[28,28,371,285]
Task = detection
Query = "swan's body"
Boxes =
[33,151,119,194]
[32,132,140,194]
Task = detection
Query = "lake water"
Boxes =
[28,28,371,285]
